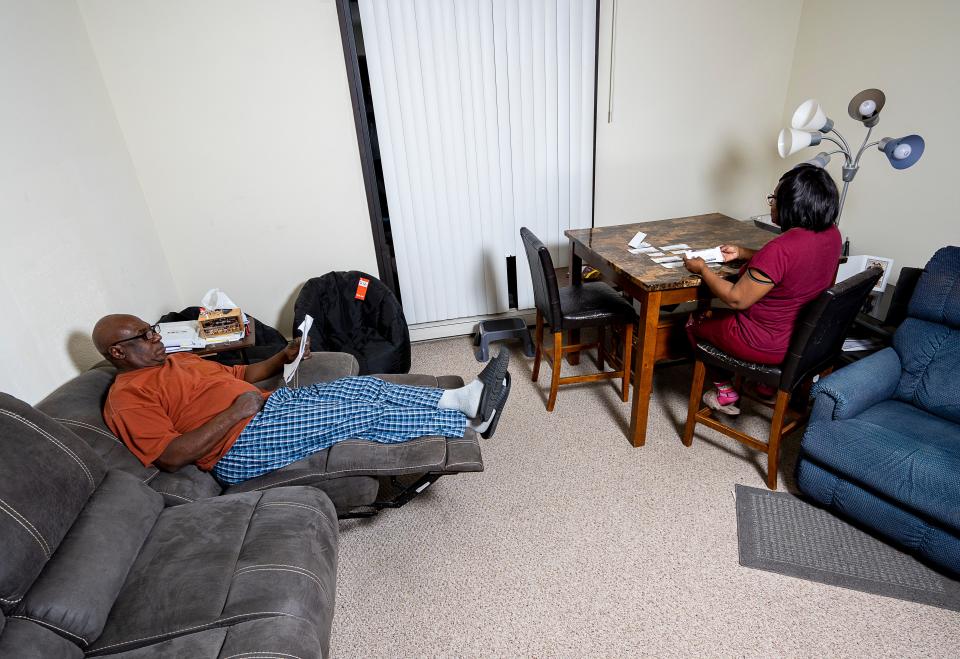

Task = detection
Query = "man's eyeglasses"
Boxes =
[111,324,161,347]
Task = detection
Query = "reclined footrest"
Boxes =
[375,473,442,508]
[338,474,443,518]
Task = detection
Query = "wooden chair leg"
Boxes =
[597,326,606,371]
[766,390,791,489]
[683,359,706,446]
[546,331,562,412]
[532,311,544,382]
[621,322,634,402]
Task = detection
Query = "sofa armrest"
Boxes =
[255,351,359,389]
[810,347,901,422]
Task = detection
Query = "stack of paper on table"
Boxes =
[158,320,206,353]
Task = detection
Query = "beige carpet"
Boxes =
[330,337,959,657]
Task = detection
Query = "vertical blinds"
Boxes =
[359,0,597,324]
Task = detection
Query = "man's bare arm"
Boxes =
[241,337,310,385]
[154,391,264,471]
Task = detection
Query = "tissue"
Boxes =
[200,288,239,310]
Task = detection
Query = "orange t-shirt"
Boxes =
[103,353,267,470]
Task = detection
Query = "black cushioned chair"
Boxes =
[520,227,639,411]
[294,271,411,375]
[682,267,882,489]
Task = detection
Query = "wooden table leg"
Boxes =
[567,240,582,365]
[629,290,661,447]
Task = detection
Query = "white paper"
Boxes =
[203,330,245,345]
[659,243,690,251]
[158,320,205,352]
[627,231,648,249]
[662,261,720,270]
[628,246,662,255]
[283,314,314,383]
[684,247,724,263]
[842,337,882,352]
[651,255,683,264]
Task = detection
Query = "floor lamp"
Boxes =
[777,88,925,223]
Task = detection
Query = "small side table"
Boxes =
[474,317,535,362]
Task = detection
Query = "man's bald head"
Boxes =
[92,314,167,372]
[92,314,144,356]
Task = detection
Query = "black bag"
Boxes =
[156,307,287,365]
[293,271,410,375]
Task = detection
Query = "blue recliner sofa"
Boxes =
[797,246,960,576]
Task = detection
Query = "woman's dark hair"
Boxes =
[775,164,839,232]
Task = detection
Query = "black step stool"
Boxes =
[474,317,535,362]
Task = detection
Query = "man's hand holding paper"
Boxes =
[283,315,313,384]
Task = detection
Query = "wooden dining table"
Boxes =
[565,213,777,447]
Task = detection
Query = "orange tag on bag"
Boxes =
[355,277,370,300]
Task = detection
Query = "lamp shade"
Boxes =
[848,88,886,126]
[791,99,832,132]
[803,152,831,168]
[879,135,925,169]
[778,128,822,158]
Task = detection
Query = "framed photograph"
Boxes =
[836,254,894,293]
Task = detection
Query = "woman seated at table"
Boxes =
[682,164,842,414]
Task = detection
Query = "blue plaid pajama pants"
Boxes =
[212,376,466,484]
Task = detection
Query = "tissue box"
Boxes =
[197,308,244,340]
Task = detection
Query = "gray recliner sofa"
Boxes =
[0,392,339,657]
[35,352,484,515]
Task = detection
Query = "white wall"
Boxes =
[0,0,178,404]
[778,0,960,281]
[594,0,804,226]
[79,0,378,333]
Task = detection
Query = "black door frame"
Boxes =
[334,0,398,296]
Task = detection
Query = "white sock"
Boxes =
[468,410,496,434]
[438,379,484,417]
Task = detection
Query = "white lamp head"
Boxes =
[778,128,823,158]
[847,88,886,127]
[878,135,925,169]
[791,99,834,133]
[803,152,832,168]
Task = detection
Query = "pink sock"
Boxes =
[714,381,739,405]
[755,383,777,398]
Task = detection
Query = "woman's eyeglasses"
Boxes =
[111,324,161,347]
[767,194,776,206]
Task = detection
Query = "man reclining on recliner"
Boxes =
[92,314,511,484]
